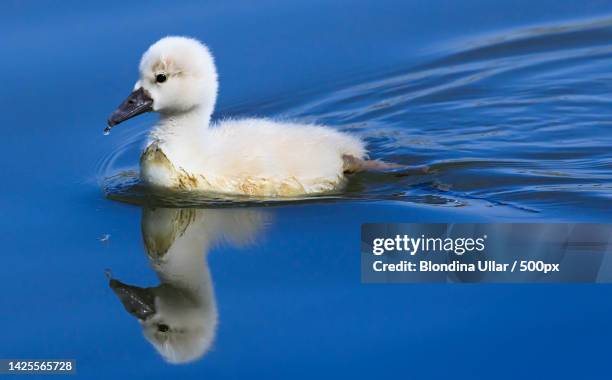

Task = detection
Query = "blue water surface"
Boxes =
[1,0,612,378]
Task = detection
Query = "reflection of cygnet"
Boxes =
[110,207,266,364]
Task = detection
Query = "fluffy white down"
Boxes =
[133,37,366,196]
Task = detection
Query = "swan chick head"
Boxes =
[141,298,218,365]
[110,278,218,364]
[107,36,218,131]
[138,36,218,114]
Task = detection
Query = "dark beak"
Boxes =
[109,278,156,321]
[105,87,153,134]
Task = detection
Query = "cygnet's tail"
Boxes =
[342,154,429,175]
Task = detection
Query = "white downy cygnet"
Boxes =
[106,36,398,196]
[110,207,267,364]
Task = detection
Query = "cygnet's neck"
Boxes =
[148,106,213,170]
[153,106,212,139]
[156,245,215,304]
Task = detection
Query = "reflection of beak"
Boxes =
[105,87,153,134]
[109,279,156,321]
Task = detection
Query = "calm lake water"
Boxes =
[2,0,612,378]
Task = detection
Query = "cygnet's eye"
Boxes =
[155,73,167,83]
[157,323,170,332]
